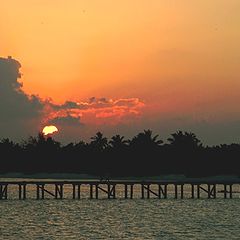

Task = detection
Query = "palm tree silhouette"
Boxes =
[90,132,108,151]
[130,129,163,147]
[2,129,240,177]
[24,132,60,150]
[109,135,128,149]
[167,131,202,148]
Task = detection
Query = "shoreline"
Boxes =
[0,172,239,181]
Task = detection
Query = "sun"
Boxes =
[42,125,58,136]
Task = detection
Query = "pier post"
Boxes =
[158,184,167,199]
[55,185,58,199]
[208,184,211,199]
[207,184,216,199]
[213,184,216,199]
[0,184,8,200]
[60,184,63,199]
[41,184,45,199]
[191,184,195,199]
[18,184,27,200]
[23,184,26,199]
[180,184,184,199]
[19,184,22,200]
[174,184,178,199]
[55,184,63,199]
[157,184,167,199]
[147,184,150,199]
[107,184,111,199]
[130,184,133,199]
[197,185,200,199]
[72,184,76,199]
[224,184,227,199]
[77,184,81,199]
[124,184,128,199]
[164,185,167,199]
[141,184,145,199]
[90,184,93,199]
[36,184,40,200]
[95,184,99,199]
[229,184,233,199]
[36,184,45,199]
[112,184,116,199]
[0,185,2,200]
[158,185,161,199]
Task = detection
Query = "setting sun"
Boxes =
[42,125,58,136]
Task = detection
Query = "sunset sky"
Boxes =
[1,0,240,145]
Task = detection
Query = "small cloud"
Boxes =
[50,115,82,126]
[45,97,145,126]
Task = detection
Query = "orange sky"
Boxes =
[1,1,240,144]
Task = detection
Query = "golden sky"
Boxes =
[1,0,240,144]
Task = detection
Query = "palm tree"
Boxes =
[130,129,163,147]
[0,138,16,148]
[90,132,108,151]
[109,135,128,149]
[167,131,202,148]
[23,132,60,150]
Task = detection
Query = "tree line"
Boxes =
[0,130,239,178]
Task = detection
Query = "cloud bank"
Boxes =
[0,56,145,140]
[1,56,240,145]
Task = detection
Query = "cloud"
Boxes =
[2,56,239,145]
[0,56,45,138]
[0,57,44,119]
[49,115,82,126]
[47,97,145,126]
[0,56,145,140]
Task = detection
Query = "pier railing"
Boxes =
[0,180,239,200]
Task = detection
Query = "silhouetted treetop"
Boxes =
[167,131,202,149]
[130,129,163,147]
[0,129,239,177]
[90,132,108,151]
[109,135,128,149]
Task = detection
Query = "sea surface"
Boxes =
[1,178,240,239]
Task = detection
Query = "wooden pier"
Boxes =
[0,180,239,200]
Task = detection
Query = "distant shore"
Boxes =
[0,172,239,181]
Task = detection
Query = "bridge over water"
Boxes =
[0,180,239,200]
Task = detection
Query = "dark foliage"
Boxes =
[0,130,239,178]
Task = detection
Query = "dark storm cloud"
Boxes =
[0,56,44,138]
[0,56,44,119]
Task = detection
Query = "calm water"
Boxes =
[1,179,240,239]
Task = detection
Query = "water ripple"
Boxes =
[1,196,240,239]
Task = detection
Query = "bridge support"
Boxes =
[96,183,117,199]
[0,184,8,200]
[18,184,26,200]
[174,184,184,199]
[223,184,233,199]
[197,184,216,199]
[141,184,167,199]
[0,181,238,200]
[55,184,63,199]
